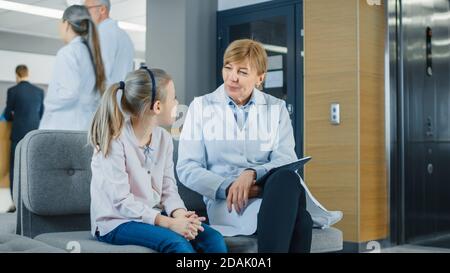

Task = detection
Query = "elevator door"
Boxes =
[402,0,450,243]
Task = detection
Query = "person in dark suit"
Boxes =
[3,65,44,202]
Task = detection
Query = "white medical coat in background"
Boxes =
[40,36,100,131]
[98,18,134,87]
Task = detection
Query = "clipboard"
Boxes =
[255,156,312,186]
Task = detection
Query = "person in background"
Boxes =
[89,68,227,253]
[39,5,106,131]
[3,65,44,205]
[0,109,6,121]
[84,0,135,88]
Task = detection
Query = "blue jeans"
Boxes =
[97,221,227,253]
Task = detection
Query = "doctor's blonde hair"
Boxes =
[223,39,268,76]
[88,69,171,156]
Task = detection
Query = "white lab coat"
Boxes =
[177,85,343,236]
[98,19,135,87]
[177,85,298,236]
[40,36,100,131]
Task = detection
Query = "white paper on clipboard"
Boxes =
[264,70,283,89]
[268,55,283,70]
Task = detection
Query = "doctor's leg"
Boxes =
[257,169,313,253]
[289,177,313,253]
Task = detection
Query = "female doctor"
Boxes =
[177,39,313,253]
[39,5,106,130]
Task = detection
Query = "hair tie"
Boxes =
[119,81,125,90]
[116,88,125,113]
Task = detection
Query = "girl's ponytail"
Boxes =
[89,82,124,156]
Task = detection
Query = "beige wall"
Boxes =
[0,122,11,189]
[146,0,217,106]
[304,0,387,243]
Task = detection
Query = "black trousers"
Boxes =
[257,169,313,253]
[9,140,18,200]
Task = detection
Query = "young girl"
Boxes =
[88,68,227,253]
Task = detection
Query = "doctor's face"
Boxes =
[84,0,102,24]
[222,59,265,104]
[58,21,70,44]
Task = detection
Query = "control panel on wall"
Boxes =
[330,103,340,125]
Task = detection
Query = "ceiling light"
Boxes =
[0,0,146,32]
[118,21,146,32]
[66,0,82,5]
[0,0,62,19]
[263,44,288,54]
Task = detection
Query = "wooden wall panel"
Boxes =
[0,122,11,189]
[360,163,388,241]
[359,0,388,242]
[305,161,359,242]
[359,1,386,76]
[304,0,359,242]
[304,0,358,76]
[304,0,387,244]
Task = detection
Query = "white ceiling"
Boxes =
[0,0,146,52]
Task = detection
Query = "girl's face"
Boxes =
[155,80,178,127]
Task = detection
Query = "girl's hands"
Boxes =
[170,209,206,240]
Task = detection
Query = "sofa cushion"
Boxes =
[311,227,343,253]
[35,228,342,253]
[0,234,65,253]
[36,231,257,253]
[0,212,16,234]
[20,131,93,216]
[35,231,155,253]
[224,235,258,253]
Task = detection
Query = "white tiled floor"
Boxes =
[0,188,13,213]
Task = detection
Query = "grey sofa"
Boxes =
[13,130,342,253]
[0,212,16,234]
[0,233,65,253]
